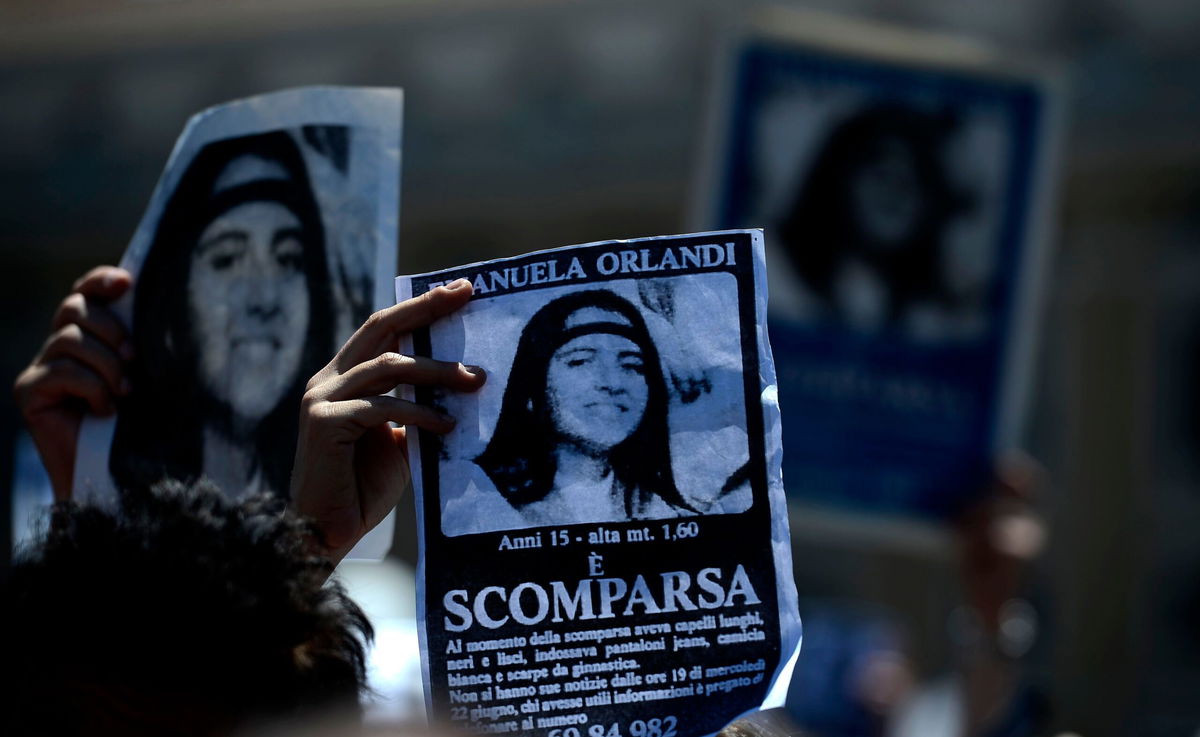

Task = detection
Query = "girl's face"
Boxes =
[546,326,650,453]
[851,137,923,249]
[188,199,310,427]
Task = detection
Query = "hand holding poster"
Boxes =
[69,86,403,558]
[398,230,801,737]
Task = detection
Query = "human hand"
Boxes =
[13,266,133,500]
[953,454,1049,737]
[290,278,485,563]
[956,451,1047,635]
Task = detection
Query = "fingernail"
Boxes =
[463,364,486,378]
[439,411,457,425]
[444,278,470,292]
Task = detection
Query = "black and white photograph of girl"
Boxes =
[109,127,379,499]
[433,274,753,536]
[746,85,1012,342]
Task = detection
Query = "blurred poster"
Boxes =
[71,87,403,558]
[398,231,801,737]
[694,9,1062,518]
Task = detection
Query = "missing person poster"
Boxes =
[694,9,1062,518]
[398,230,801,736]
[70,86,403,558]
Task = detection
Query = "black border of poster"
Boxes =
[407,231,786,737]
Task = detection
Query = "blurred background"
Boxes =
[2,1,1198,736]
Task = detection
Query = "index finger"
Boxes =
[72,266,133,301]
[52,292,129,351]
[333,278,473,373]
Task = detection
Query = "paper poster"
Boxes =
[398,230,801,737]
[695,10,1062,518]
[71,86,403,558]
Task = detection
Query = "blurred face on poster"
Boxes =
[850,136,924,250]
[189,193,311,426]
[775,104,979,337]
[111,129,337,498]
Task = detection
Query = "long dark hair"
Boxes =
[475,289,694,517]
[777,104,974,325]
[110,130,334,498]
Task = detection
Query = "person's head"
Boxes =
[777,104,974,320]
[475,289,692,515]
[112,130,335,494]
[0,479,371,736]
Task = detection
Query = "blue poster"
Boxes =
[698,20,1060,518]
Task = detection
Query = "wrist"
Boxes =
[948,599,1038,664]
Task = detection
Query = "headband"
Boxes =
[202,179,311,229]
[555,320,643,351]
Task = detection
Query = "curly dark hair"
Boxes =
[0,479,372,736]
